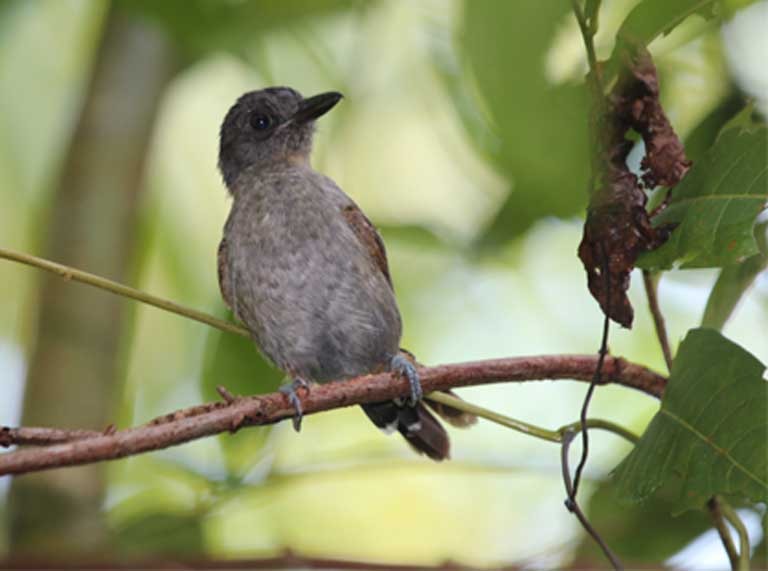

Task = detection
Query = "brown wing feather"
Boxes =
[341,204,392,288]
[217,237,233,310]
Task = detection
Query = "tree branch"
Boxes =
[0,355,664,476]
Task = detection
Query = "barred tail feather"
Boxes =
[361,401,450,461]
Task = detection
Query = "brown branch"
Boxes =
[0,355,665,476]
[0,426,102,447]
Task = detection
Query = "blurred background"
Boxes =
[0,0,766,568]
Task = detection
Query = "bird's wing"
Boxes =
[217,236,234,310]
[341,204,393,288]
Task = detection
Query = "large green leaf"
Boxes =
[201,306,283,478]
[460,1,589,243]
[638,125,768,269]
[614,328,768,512]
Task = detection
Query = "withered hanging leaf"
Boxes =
[578,44,689,327]
[613,49,692,189]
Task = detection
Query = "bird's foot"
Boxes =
[279,378,310,432]
[391,354,422,406]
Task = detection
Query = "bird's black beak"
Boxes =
[292,91,343,124]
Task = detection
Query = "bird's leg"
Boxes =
[390,354,422,406]
[279,377,310,432]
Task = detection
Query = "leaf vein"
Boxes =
[659,408,767,489]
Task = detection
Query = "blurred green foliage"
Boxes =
[462,1,589,243]
[0,0,766,567]
[201,308,281,479]
[118,0,360,58]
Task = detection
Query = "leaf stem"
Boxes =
[718,497,751,571]
[702,221,768,331]
[427,392,638,445]
[0,246,249,338]
[571,0,602,85]
[707,496,741,570]
[642,270,674,372]
[559,418,639,445]
[426,391,560,442]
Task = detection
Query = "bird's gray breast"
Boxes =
[224,169,401,382]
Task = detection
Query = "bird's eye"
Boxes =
[249,113,272,131]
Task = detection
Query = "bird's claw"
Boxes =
[280,378,309,432]
[391,354,422,406]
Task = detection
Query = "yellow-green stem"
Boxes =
[427,391,638,445]
[0,247,248,338]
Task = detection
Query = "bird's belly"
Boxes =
[235,247,401,383]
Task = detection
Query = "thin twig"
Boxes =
[561,429,623,570]
[571,0,601,86]
[573,244,611,496]
[0,354,665,475]
[719,497,751,571]
[707,496,741,570]
[642,270,673,372]
[569,4,621,566]
[0,247,249,338]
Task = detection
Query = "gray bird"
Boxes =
[217,87,474,460]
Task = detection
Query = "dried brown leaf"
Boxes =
[578,44,688,327]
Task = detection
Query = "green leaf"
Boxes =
[682,93,744,164]
[604,0,719,87]
[613,0,717,48]
[575,479,711,564]
[461,2,589,243]
[201,306,283,477]
[701,222,767,330]
[638,125,768,269]
[613,328,768,512]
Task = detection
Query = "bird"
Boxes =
[217,87,474,460]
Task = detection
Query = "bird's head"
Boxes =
[218,87,343,188]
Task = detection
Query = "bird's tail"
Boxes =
[425,389,478,428]
[361,401,451,461]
